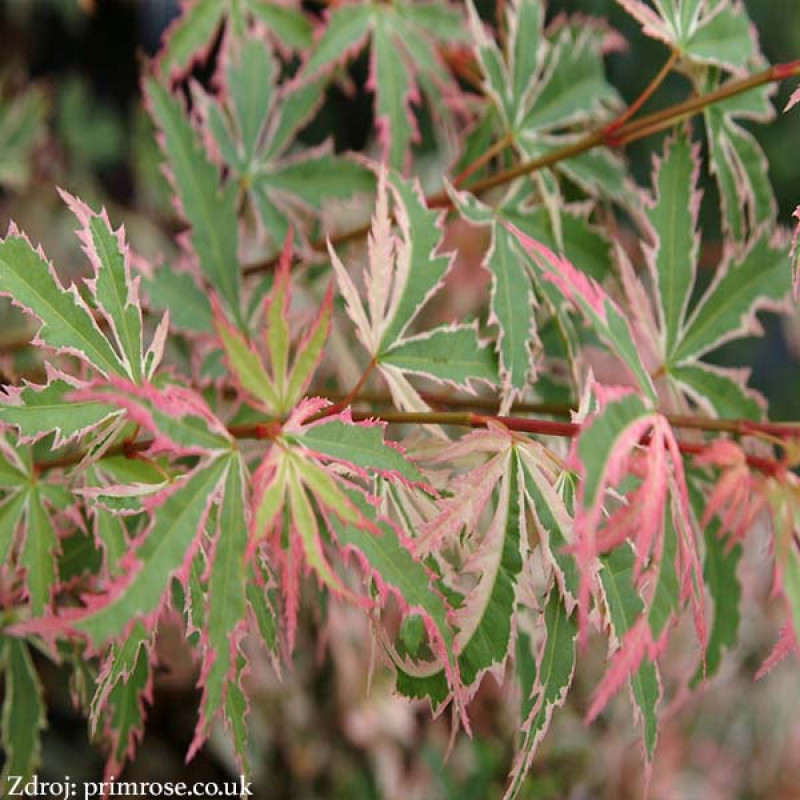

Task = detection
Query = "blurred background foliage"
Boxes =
[1,1,800,797]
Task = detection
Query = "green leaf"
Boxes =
[684,5,756,71]
[264,154,375,209]
[246,0,312,50]
[303,4,374,77]
[486,226,536,393]
[1,638,46,782]
[0,448,26,488]
[520,25,620,133]
[214,301,280,413]
[380,174,451,349]
[600,546,661,760]
[330,490,457,710]
[398,1,468,43]
[227,35,275,166]
[86,213,144,383]
[75,457,229,644]
[669,363,762,420]
[0,379,119,445]
[292,419,425,483]
[509,0,545,124]
[516,629,538,721]
[104,635,150,773]
[145,79,243,327]
[381,325,498,388]
[456,453,523,686]
[0,84,46,189]
[22,486,58,616]
[285,293,331,407]
[506,590,577,800]
[264,79,326,161]
[646,134,698,358]
[373,13,414,169]
[0,235,125,376]
[0,491,26,563]
[143,269,213,334]
[286,461,351,598]
[159,0,222,79]
[246,562,279,655]
[691,487,741,685]
[198,455,249,743]
[704,86,775,242]
[672,233,790,363]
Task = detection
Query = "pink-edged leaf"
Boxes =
[76,378,232,457]
[594,547,663,762]
[21,485,59,617]
[755,622,796,680]
[329,487,463,719]
[575,391,702,647]
[517,444,580,608]
[672,230,791,364]
[453,451,524,689]
[0,228,125,377]
[289,412,426,485]
[642,133,702,360]
[0,370,121,449]
[157,0,224,82]
[60,191,145,384]
[89,622,153,780]
[145,78,244,329]
[509,224,657,402]
[19,456,230,647]
[214,232,330,415]
[190,454,250,761]
[212,294,280,415]
[285,283,332,407]
[331,168,453,358]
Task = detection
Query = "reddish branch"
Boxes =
[31,406,788,477]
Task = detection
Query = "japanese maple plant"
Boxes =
[2,0,800,795]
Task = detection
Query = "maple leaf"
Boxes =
[638,133,789,417]
[0,192,170,466]
[617,0,761,75]
[618,1,774,242]
[393,422,581,757]
[331,169,499,414]
[145,77,245,330]
[212,238,461,703]
[158,0,312,81]
[463,0,631,210]
[450,184,614,405]
[300,0,469,170]
[504,590,577,800]
[0,638,47,784]
[197,32,374,250]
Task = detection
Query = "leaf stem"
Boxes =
[452,131,515,188]
[603,47,680,136]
